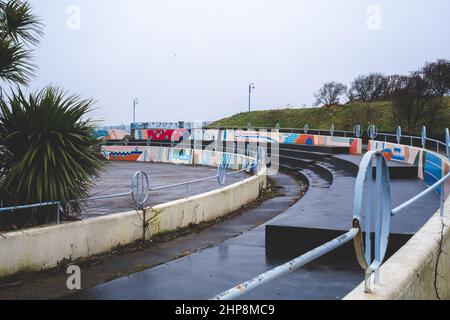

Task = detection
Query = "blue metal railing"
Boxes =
[211,127,450,299]
[1,125,448,297]
[212,228,359,300]
[213,124,450,158]
[0,151,261,224]
[0,201,62,224]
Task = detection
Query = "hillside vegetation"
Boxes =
[211,98,450,137]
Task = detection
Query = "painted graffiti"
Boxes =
[134,129,188,141]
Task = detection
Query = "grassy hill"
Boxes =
[210,98,450,137]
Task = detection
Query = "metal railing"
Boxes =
[392,171,449,218]
[212,228,359,300]
[2,125,448,297]
[0,201,62,224]
[210,123,450,158]
[0,151,262,224]
[211,129,450,299]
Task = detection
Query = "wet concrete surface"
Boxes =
[69,153,440,300]
[85,162,249,217]
[2,149,440,300]
[334,154,419,179]
[69,173,364,300]
[268,160,439,234]
[0,173,300,300]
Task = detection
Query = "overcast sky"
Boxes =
[28,0,450,125]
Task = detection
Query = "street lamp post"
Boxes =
[133,98,138,124]
[248,83,255,112]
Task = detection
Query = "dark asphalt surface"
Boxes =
[69,152,440,300]
[269,160,439,233]
[70,173,363,300]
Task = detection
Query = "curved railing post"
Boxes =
[304,124,309,134]
[217,161,227,186]
[367,125,378,140]
[330,124,335,137]
[354,125,362,138]
[131,171,150,210]
[421,126,427,149]
[445,128,449,160]
[396,126,402,144]
[352,151,391,293]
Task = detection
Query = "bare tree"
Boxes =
[347,73,386,102]
[422,59,450,96]
[379,74,408,99]
[314,82,347,107]
[391,72,444,132]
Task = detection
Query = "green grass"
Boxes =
[210,98,450,137]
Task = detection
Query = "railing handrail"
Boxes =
[207,125,448,144]
[0,149,261,221]
[207,126,449,299]
[392,170,450,216]
[0,201,60,213]
[212,228,359,300]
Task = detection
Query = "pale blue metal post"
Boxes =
[248,83,255,112]
[133,98,138,124]
[56,202,61,224]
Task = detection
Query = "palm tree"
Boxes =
[0,88,104,224]
[0,1,105,228]
[0,0,43,86]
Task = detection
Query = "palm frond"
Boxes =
[0,87,105,223]
[0,0,43,45]
[0,36,36,84]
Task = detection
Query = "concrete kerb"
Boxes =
[344,147,450,300]
[344,206,450,299]
[0,153,267,279]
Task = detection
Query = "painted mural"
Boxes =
[108,129,128,140]
[129,128,362,154]
[368,141,421,165]
[94,130,108,140]
[278,133,362,154]
[203,129,220,141]
[368,140,450,194]
[101,146,144,161]
[134,129,188,141]
[230,130,280,144]
[423,152,443,192]
[94,129,129,141]
[101,146,254,172]
[101,146,192,164]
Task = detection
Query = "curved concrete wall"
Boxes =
[345,211,450,299]
[0,149,266,278]
[345,143,450,300]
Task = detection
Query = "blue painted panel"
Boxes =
[424,152,442,193]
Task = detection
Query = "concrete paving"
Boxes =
[84,162,248,217]
[69,173,363,300]
[0,172,300,300]
[268,160,439,234]
[69,150,440,300]
[266,158,439,263]
[2,145,439,300]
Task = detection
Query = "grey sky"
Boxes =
[28,0,450,125]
